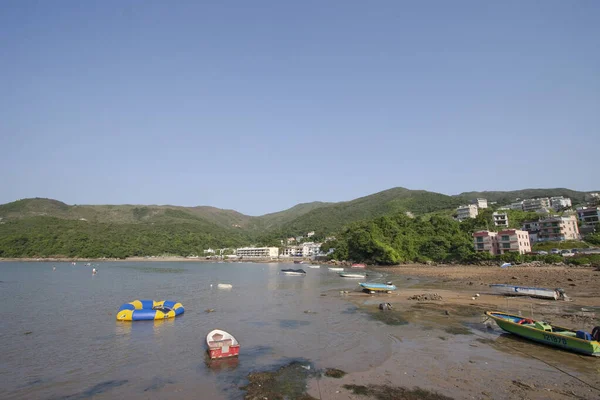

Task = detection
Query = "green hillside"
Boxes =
[0,216,249,258]
[265,188,464,237]
[457,188,595,206]
[0,186,596,259]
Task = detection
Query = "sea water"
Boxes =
[0,262,398,399]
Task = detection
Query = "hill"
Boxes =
[255,188,464,238]
[1,186,597,258]
[457,188,595,206]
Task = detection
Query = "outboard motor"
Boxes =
[592,326,600,342]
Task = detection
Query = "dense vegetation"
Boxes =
[323,213,474,264]
[0,217,248,258]
[0,187,597,260]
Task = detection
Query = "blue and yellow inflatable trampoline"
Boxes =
[116,300,184,321]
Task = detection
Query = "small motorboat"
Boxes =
[351,263,366,269]
[307,265,321,269]
[489,284,564,300]
[359,282,397,293]
[206,329,240,359]
[293,260,305,264]
[328,267,344,272]
[281,269,306,276]
[486,311,600,356]
[339,272,366,278]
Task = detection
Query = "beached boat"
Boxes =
[206,329,240,359]
[489,284,563,300]
[359,282,397,292]
[307,265,320,269]
[486,311,600,356]
[281,269,306,275]
[351,263,366,269]
[293,261,305,264]
[328,267,344,272]
[217,283,233,289]
[339,272,366,278]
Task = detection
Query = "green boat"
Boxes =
[486,311,600,356]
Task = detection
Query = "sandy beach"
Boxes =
[303,263,600,400]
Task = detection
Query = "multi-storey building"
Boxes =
[522,198,550,212]
[537,215,580,242]
[473,229,530,254]
[280,246,303,257]
[497,229,531,254]
[492,212,508,227]
[473,231,498,254]
[550,196,572,211]
[456,204,478,221]
[585,193,600,205]
[236,247,279,258]
[509,201,524,211]
[301,242,321,257]
[472,198,488,209]
[577,206,600,233]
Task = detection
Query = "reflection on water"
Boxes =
[0,261,398,400]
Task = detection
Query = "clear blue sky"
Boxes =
[1,1,598,215]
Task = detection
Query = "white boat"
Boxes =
[281,269,306,276]
[328,267,344,271]
[217,283,233,289]
[307,265,321,269]
[339,272,366,278]
[206,329,240,359]
[489,284,563,300]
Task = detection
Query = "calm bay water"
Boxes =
[0,262,399,400]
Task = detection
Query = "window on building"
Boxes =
[501,235,509,241]
[503,243,510,249]
[476,237,483,242]
[477,243,484,249]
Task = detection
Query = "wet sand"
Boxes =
[305,264,600,399]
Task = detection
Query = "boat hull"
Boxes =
[359,282,397,292]
[328,267,344,271]
[486,311,600,356]
[207,329,240,359]
[339,274,365,278]
[209,345,240,359]
[489,284,559,300]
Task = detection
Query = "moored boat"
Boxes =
[486,311,600,356]
[489,284,563,300]
[217,283,233,289]
[359,282,397,292]
[351,263,366,269]
[281,268,306,275]
[328,267,344,271]
[206,329,240,359]
[307,265,320,269]
[339,272,366,278]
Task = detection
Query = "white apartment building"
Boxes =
[522,198,550,212]
[492,212,508,227]
[302,242,321,257]
[509,201,524,211]
[280,246,303,257]
[236,247,279,258]
[550,196,572,211]
[456,204,478,221]
[473,198,488,209]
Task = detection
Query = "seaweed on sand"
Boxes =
[240,361,318,400]
[343,384,454,400]
[324,368,346,378]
